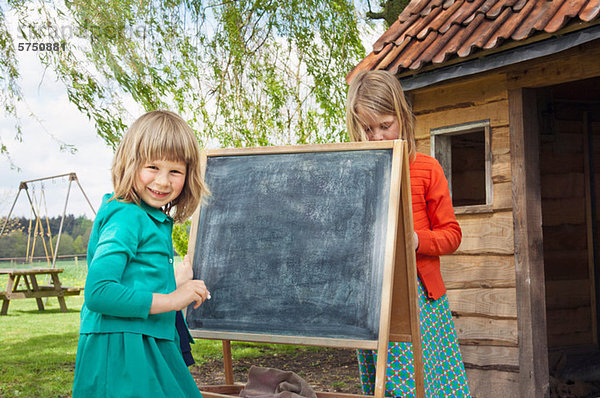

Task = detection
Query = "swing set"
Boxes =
[0,173,96,268]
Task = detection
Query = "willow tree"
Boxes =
[0,0,367,151]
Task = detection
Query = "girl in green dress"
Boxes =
[73,110,210,397]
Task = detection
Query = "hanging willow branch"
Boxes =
[0,0,366,151]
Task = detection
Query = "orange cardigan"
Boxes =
[410,153,462,300]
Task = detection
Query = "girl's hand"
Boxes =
[413,231,419,251]
[175,254,194,287]
[170,279,210,310]
[149,279,210,314]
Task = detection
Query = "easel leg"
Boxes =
[374,343,389,398]
[412,343,425,397]
[222,340,234,384]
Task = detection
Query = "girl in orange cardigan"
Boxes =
[346,70,470,397]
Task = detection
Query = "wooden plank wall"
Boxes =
[412,74,519,397]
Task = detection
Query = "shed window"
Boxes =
[430,120,491,210]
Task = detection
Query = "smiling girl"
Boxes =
[72,110,210,397]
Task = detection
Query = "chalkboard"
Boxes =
[186,142,414,350]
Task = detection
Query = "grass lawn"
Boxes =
[0,296,83,398]
[0,259,322,397]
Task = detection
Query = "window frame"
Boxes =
[430,120,492,214]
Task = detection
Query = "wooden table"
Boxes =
[0,268,83,315]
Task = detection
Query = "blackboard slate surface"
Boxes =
[187,148,393,341]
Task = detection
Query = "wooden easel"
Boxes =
[188,140,424,398]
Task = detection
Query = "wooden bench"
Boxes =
[0,268,83,315]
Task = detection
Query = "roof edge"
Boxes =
[398,24,600,92]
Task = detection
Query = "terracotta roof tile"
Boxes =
[349,0,600,81]
[534,0,570,30]
[439,0,487,32]
[483,0,536,48]
[512,0,528,12]
[404,30,440,69]
[373,14,418,52]
[480,0,502,13]
[417,23,463,64]
[432,11,486,63]
[487,0,520,18]
[378,38,412,70]
[458,7,513,56]
[426,0,466,34]
[545,1,587,33]
[446,11,487,53]
[401,0,434,20]
[406,3,444,39]
[421,0,446,16]
[581,0,600,21]
[512,0,562,40]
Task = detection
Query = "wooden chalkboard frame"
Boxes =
[187,140,423,398]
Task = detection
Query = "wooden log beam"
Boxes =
[509,87,550,397]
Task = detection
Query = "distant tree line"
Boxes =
[0,215,93,258]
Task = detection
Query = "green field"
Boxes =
[0,259,316,398]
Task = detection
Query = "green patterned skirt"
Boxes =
[357,282,470,397]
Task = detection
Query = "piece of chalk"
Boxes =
[207,294,212,300]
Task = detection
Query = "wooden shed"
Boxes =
[348,1,600,396]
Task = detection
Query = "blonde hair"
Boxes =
[346,70,416,159]
[111,110,209,223]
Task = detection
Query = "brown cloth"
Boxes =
[239,366,317,398]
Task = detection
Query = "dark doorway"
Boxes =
[539,77,600,394]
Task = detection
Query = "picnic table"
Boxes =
[0,268,83,315]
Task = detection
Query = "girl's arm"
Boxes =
[415,160,462,256]
[150,279,209,314]
[85,208,153,318]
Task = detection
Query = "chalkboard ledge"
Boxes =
[189,330,379,350]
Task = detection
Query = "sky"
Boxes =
[0,48,117,220]
[0,4,383,221]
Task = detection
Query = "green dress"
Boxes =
[72,194,201,397]
[74,331,201,397]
